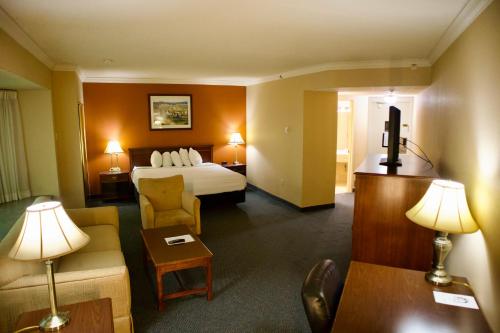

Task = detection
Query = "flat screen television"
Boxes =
[380,106,402,167]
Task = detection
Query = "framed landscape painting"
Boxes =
[148,94,192,130]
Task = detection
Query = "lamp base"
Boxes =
[109,166,121,172]
[425,231,453,286]
[425,269,452,286]
[39,311,70,331]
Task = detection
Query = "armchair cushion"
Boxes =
[139,175,184,210]
[155,209,195,229]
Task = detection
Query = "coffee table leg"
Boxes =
[206,259,213,301]
[156,270,165,311]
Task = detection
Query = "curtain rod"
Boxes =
[0,89,17,92]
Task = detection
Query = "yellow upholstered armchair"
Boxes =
[138,175,201,234]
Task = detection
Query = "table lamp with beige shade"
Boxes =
[105,140,124,172]
[9,201,90,331]
[228,132,245,165]
[406,179,478,286]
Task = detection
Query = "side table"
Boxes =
[15,298,114,333]
[100,171,131,201]
[222,163,246,176]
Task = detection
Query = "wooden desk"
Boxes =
[15,298,114,333]
[332,261,492,333]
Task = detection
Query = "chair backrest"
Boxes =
[139,175,184,211]
[301,259,343,333]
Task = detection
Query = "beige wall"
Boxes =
[51,71,85,208]
[0,29,51,89]
[414,2,500,330]
[302,91,337,207]
[247,67,431,207]
[17,90,59,196]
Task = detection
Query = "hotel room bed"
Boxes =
[129,145,246,204]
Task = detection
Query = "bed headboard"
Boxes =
[128,144,213,170]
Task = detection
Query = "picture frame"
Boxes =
[148,94,192,130]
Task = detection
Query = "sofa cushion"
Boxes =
[139,175,184,211]
[155,209,195,229]
[79,225,121,253]
[57,250,125,273]
[0,214,45,287]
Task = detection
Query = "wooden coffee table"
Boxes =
[141,225,213,310]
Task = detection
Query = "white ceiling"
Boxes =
[0,0,492,85]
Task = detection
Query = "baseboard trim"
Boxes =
[247,184,335,211]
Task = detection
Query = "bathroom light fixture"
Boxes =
[384,90,397,105]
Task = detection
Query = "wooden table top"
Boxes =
[355,154,439,178]
[15,298,114,333]
[141,225,213,267]
[332,261,492,333]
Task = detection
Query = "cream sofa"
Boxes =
[0,199,133,333]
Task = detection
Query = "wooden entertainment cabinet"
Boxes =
[352,154,438,271]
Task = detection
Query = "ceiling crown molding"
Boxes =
[80,74,253,86]
[0,5,55,69]
[428,0,493,64]
[251,59,431,86]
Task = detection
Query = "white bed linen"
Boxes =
[131,163,246,196]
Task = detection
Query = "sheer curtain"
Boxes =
[0,90,31,203]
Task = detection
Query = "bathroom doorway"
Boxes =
[335,100,353,193]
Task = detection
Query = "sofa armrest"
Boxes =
[66,206,119,231]
[139,194,155,229]
[182,191,201,234]
[0,266,131,333]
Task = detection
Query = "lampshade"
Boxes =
[406,180,478,234]
[228,132,245,145]
[104,140,124,154]
[9,201,90,261]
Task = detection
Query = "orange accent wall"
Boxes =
[83,83,246,196]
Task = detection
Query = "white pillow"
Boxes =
[162,151,173,167]
[179,148,192,167]
[189,148,203,166]
[150,150,162,168]
[170,151,183,167]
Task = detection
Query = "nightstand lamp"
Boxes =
[9,201,90,331]
[406,180,478,286]
[105,140,124,172]
[228,132,245,164]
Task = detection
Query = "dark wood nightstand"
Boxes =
[99,171,131,201]
[15,298,114,333]
[222,163,246,176]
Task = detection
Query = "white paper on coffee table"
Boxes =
[433,291,479,309]
[164,234,195,245]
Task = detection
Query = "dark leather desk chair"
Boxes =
[301,259,343,333]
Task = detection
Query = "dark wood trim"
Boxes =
[128,144,213,171]
[148,94,193,131]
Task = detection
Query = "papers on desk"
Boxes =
[164,234,195,246]
[433,291,479,309]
